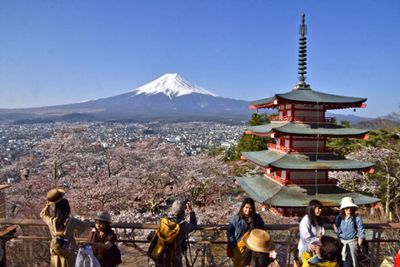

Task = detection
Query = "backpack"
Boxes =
[147,217,182,263]
[110,244,122,265]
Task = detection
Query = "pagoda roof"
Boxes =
[250,89,367,109]
[236,175,380,207]
[242,150,374,170]
[247,122,368,137]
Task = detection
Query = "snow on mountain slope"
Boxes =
[133,73,218,98]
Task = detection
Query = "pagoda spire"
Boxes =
[294,13,311,90]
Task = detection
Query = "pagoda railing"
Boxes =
[267,143,333,153]
[263,172,288,185]
[267,143,291,152]
[0,219,399,267]
[270,115,335,123]
[263,173,336,185]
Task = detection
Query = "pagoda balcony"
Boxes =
[267,143,291,152]
[267,143,333,153]
[263,171,288,184]
[270,115,335,123]
[263,172,336,185]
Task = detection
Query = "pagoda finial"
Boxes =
[294,13,311,90]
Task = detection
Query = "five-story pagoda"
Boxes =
[236,14,380,216]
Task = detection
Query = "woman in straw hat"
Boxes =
[241,229,279,267]
[298,199,325,260]
[85,211,120,267]
[333,197,365,267]
[227,198,265,267]
[40,188,90,267]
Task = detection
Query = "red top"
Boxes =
[87,230,118,267]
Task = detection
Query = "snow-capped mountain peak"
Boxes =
[133,73,218,98]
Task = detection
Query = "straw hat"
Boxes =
[95,211,112,223]
[243,229,273,253]
[340,197,358,210]
[46,188,65,204]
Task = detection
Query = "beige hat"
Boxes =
[243,229,273,253]
[95,211,112,223]
[340,197,358,210]
[46,188,65,204]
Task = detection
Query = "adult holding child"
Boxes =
[298,199,325,260]
[40,188,90,267]
[333,197,365,267]
[227,197,265,267]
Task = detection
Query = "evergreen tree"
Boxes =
[225,113,273,161]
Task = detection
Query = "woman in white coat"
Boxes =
[298,199,325,259]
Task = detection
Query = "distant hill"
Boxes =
[326,113,372,124]
[352,118,400,129]
[380,111,400,122]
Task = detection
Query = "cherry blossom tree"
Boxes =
[329,146,400,219]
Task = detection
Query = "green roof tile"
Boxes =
[250,89,366,107]
[242,150,374,170]
[251,96,276,107]
[247,122,368,137]
[236,176,380,207]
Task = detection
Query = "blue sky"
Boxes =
[0,0,399,117]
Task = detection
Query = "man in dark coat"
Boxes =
[156,199,197,267]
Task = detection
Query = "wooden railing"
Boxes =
[0,219,399,267]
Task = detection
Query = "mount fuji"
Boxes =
[134,73,218,98]
[0,73,252,122]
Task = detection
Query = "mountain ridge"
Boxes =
[0,73,380,124]
[0,74,252,122]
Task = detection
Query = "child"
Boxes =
[302,235,339,267]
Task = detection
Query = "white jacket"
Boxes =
[75,245,101,267]
[298,215,325,257]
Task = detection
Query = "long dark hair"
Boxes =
[238,198,257,229]
[339,207,356,219]
[339,207,358,230]
[241,248,272,267]
[55,198,71,231]
[306,199,323,227]
[95,220,112,235]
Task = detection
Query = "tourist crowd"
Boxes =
[40,189,365,267]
